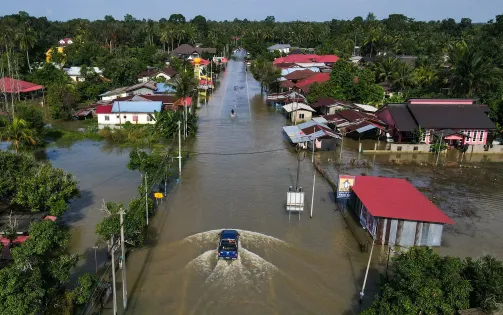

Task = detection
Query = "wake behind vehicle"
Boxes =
[217,230,239,260]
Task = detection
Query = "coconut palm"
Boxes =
[447,41,501,97]
[170,70,199,140]
[0,118,37,153]
[159,26,169,52]
[16,25,36,72]
[392,61,414,91]
[373,56,398,83]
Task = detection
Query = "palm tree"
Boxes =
[373,56,397,83]
[392,61,413,91]
[16,25,36,72]
[0,118,37,153]
[170,70,198,139]
[159,26,169,52]
[447,41,501,97]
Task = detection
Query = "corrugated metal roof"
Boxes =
[352,176,454,224]
[312,117,328,124]
[112,101,162,113]
[282,103,315,113]
[355,124,376,133]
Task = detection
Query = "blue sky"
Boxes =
[2,0,502,22]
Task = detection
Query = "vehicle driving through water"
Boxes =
[217,229,239,260]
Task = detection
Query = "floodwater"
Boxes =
[124,55,380,315]
[45,54,503,314]
[47,141,141,276]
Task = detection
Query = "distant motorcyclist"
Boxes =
[231,109,235,116]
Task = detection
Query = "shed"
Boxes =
[282,103,315,123]
[348,176,453,247]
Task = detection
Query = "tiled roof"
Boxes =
[284,69,316,81]
[0,77,43,93]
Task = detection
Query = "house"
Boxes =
[46,38,73,63]
[99,81,157,101]
[284,69,316,83]
[267,44,291,54]
[266,91,306,105]
[295,72,331,94]
[376,99,496,145]
[348,176,454,246]
[310,98,350,115]
[283,120,341,150]
[64,67,103,82]
[273,54,339,67]
[96,101,162,129]
[324,109,386,138]
[282,102,315,123]
[115,94,177,111]
[171,44,217,59]
[0,77,43,96]
[137,67,177,83]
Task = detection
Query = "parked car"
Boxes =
[217,230,239,260]
[492,138,503,145]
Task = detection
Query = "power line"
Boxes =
[182,148,289,156]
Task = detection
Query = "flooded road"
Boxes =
[125,56,375,314]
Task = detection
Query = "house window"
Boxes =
[104,115,110,121]
[299,113,305,119]
[466,130,471,142]
[473,130,478,142]
[479,130,484,142]
[116,115,120,119]
[133,115,138,122]
[147,115,152,122]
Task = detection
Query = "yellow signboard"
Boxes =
[337,175,356,199]
[154,192,163,199]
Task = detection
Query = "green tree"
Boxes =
[15,102,45,133]
[46,83,79,120]
[16,25,36,72]
[171,69,199,115]
[28,63,69,87]
[250,56,281,93]
[12,164,80,216]
[362,247,471,315]
[0,117,37,153]
[463,256,503,311]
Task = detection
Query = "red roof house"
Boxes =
[0,77,43,94]
[348,176,453,246]
[295,73,331,93]
[96,105,113,114]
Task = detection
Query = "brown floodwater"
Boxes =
[50,54,503,314]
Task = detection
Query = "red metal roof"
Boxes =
[315,55,339,63]
[280,80,295,88]
[295,73,330,88]
[273,54,339,65]
[96,105,113,114]
[0,235,29,245]
[284,69,315,81]
[0,77,43,93]
[351,176,454,224]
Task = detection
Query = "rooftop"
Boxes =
[282,103,315,113]
[284,69,316,81]
[111,101,162,113]
[351,176,454,224]
[295,73,331,88]
[0,77,43,94]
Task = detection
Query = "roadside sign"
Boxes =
[337,175,356,199]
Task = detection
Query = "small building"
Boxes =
[284,69,316,84]
[310,98,350,115]
[283,120,340,150]
[99,81,157,101]
[266,91,306,106]
[46,38,73,63]
[348,176,454,247]
[376,99,496,144]
[267,44,291,54]
[282,103,315,123]
[295,72,331,94]
[171,44,216,59]
[64,67,103,82]
[137,67,177,83]
[96,101,162,129]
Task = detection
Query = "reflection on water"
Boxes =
[48,140,141,276]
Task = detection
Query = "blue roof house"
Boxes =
[97,101,162,128]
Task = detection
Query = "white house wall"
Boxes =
[97,113,155,129]
[397,221,417,247]
[101,92,127,101]
[131,88,155,96]
[427,224,443,246]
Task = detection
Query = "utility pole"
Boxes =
[145,173,149,225]
[178,121,182,177]
[436,131,443,166]
[110,235,118,315]
[310,138,316,218]
[119,208,128,309]
[360,239,375,304]
[339,132,345,162]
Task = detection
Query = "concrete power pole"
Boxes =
[119,209,128,309]
[310,138,316,218]
[145,173,148,225]
[178,120,182,177]
[110,235,118,315]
